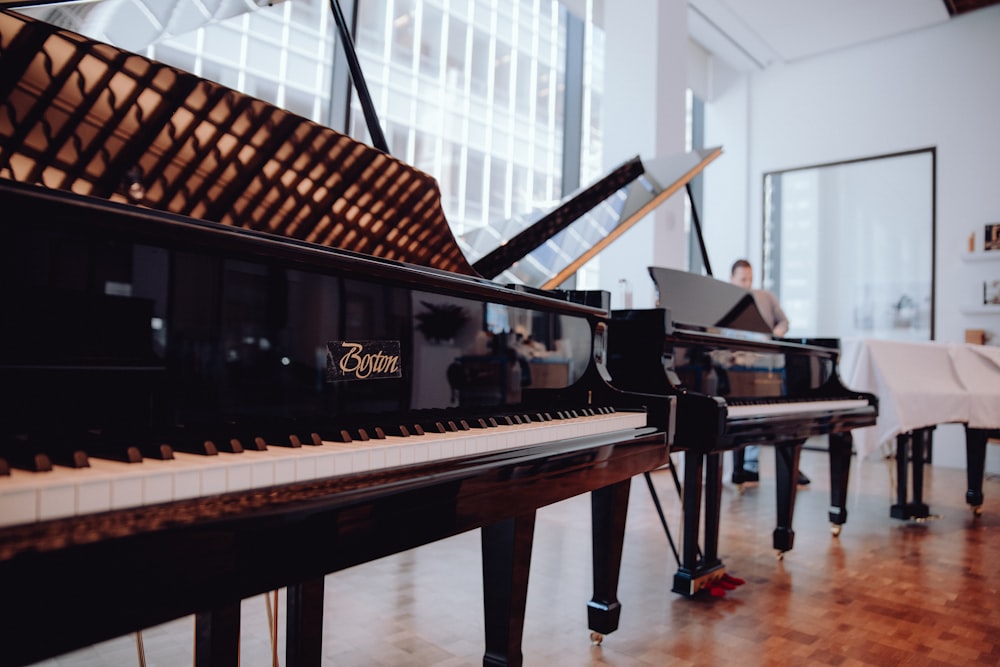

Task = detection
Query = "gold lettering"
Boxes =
[337,342,400,379]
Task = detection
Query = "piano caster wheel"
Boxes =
[590,631,604,646]
[972,505,983,516]
[830,524,842,537]
[776,551,785,561]
[736,484,746,496]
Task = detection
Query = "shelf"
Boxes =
[961,251,1000,262]
[960,305,1000,316]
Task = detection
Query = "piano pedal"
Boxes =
[720,572,745,586]
[673,565,728,598]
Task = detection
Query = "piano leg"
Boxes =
[195,601,240,666]
[731,447,747,483]
[588,480,631,641]
[964,426,991,515]
[773,441,803,554]
[671,450,725,597]
[890,428,932,520]
[827,431,853,533]
[702,451,724,567]
[482,513,536,667]
[286,577,325,666]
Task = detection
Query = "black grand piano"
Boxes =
[607,267,878,595]
[457,136,878,595]
[0,7,674,667]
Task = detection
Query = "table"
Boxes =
[840,339,1000,518]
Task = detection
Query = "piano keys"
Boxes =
[606,266,877,596]
[0,9,674,665]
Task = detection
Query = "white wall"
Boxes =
[703,6,1000,345]
[701,6,1000,469]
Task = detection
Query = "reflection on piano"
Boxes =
[607,267,878,596]
[0,8,673,666]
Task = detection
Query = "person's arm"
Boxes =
[770,295,789,336]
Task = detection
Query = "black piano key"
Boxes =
[324,428,354,443]
[0,434,55,472]
[289,431,323,447]
[83,435,143,463]
[167,425,220,456]
[275,417,324,447]
[97,425,174,461]
[5,428,91,470]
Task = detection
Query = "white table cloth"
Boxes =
[840,338,1000,461]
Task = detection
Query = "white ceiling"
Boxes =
[564,1,990,73]
[688,0,953,71]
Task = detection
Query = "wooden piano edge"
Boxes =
[0,428,670,667]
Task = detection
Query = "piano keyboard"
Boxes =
[0,410,648,528]
[726,399,872,419]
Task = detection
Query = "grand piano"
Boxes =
[607,267,878,595]
[455,140,879,596]
[0,7,674,666]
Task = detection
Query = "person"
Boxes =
[728,259,810,486]
[729,259,788,336]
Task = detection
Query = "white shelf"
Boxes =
[960,305,1000,316]
[961,251,1000,262]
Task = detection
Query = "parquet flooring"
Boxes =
[30,446,1000,666]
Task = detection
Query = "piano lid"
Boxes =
[647,265,774,338]
[0,5,718,292]
[0,8,478,276]
[459,147,722,290]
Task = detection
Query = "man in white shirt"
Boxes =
[729,259,809,485]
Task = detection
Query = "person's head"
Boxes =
[730,259,753,289]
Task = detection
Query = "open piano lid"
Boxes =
[462,146,722,289]
[0,7,478,277]
[0,4,719,294]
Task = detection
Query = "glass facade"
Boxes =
[142,0,600,245]
[352,0,573,237]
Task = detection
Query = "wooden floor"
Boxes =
[30,446,1000,667]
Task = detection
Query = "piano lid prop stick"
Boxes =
[328,0,390,154]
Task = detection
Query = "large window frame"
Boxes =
[762,148,936,341]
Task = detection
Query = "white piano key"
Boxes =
[0,469,42,527]
[173,462,204,501]
[142,460,176,506]
[249,455,276,489]
[225,456,252,492]
[75,470,113,516]
[37,466,82,522]
[289,451,315,482]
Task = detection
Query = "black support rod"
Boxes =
[328,0,390,153]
